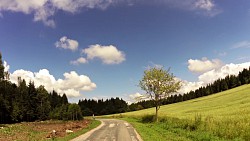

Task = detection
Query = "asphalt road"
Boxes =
[71,119,143,141]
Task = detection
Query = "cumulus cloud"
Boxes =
[179,62,250,93]
[0,0,115,27]
[9,68,96,98]
[178,80,204,94]
[55,36,79,51]
[191,0,222,16]
[129,92,143,99]
[188,57,223,73]
[232,40,250,49]
[3,61,9,72]
[70,57,88,65]
[194,0,214,11]
[128,92,149,103]
[82,44,126,64]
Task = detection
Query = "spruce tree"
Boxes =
[0,52,5,80]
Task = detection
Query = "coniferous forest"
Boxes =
[0,53,82,123]
[1,52,250,123]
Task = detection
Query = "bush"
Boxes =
[141,115,155,123]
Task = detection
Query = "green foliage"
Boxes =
[141,114,155,123]
[0,52,4,80]
[67,103,82,120]
[49,104,83,121]
[78,97,128,116]
[36,86,51,120]
[139,66,181,122]
[139,67,181,100]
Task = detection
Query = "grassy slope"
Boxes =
[124,84,250,119]
[119,84,250,141]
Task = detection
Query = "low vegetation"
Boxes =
[0,119,100,141]
[107,84,250,141]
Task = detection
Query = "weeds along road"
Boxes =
[71,119,143,141]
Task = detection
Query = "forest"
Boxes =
[78,97,128,116]
[0,53,83,123]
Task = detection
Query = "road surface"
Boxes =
[71,119,143,141]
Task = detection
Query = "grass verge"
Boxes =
[122,116,249,141]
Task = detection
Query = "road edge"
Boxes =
[70,119,104,141]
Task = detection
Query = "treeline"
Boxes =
[78,97,128,116]
[129,67,250,111]
[0,53,82,124]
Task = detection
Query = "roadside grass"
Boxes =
[54,120,101,141]
[0,122,48,141]
[102,84,250,141]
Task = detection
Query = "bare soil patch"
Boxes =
[0,119,90,141]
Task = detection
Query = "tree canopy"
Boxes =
[139,67,181,122]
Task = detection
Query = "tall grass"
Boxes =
[111,84,250,140]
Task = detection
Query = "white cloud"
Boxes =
[128,92,150,103]
[156,0,221,17]
[198,62,250,84]
[70,57,88,65]
[232,40,250,49]
[178,80,204,94]
[51,0,113,12]
[129,92,143,100]
[55,36,79,51]
[194,0,214,11]
[192,0,222,17]
[0,0,55,27]
[0,0,115,27]
[188,57,223,73]
[3,61,9,72]
[9,68,96,98]
[179,61,250,93]
[0,0,222,27]
[82,44,126,64]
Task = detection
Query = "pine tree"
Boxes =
[37,85,51,120]
[0,52,4,80]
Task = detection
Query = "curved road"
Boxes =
[71,119,143,141]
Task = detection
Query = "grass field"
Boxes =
[108,84,250,141]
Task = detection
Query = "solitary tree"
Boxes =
[139,67,181,122]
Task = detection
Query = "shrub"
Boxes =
[141,115,155,123]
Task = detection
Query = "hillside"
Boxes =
[114,84,250,141]
[124,84,250,119]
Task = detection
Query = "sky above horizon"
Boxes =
[1,0,250,103]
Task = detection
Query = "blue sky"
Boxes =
[1,0,250,102]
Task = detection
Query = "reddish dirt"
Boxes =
[0,119,90,141]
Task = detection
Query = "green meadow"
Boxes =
[108,84,250,140]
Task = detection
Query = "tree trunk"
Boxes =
[155,105,159,122]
